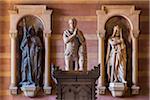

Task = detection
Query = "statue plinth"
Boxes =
[109,82,127,97]
[131,85,140,95]
[43,86,52,94]
[97,86,106,95]
[21,85,39,97]
[53,65,100,100]
[9,85,18,95]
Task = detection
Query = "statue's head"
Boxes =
[112,25,120,37]
[28,25,36,36]
[68,18,77,30]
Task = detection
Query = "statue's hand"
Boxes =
[73,28,78,36]
[64,30,70,37]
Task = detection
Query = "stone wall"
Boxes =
[0,0,149,99]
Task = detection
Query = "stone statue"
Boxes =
[63,18,87,71]
[19,19,43,87]
[106,25,127,83]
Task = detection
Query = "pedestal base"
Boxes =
[43,86,52,94]
[9,85,18,95]
[97,86,106,94]
[21,85,39,97]
[53,66,100,100]
[109,83,126,97]
[131,85,140,95]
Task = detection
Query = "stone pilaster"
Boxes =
[131,32,140,94]
[9,32,18,95]
[43,32,52,94]
[97,32,106,94]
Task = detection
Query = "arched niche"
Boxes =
[9,5,52,96]
[104,16,132,88]
[17,15,44,86]
[96,5,140,95]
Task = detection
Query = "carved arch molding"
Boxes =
[96,5,141,95]
[9,5,52,95]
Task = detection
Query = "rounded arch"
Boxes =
[17,15,44,31]
[104,14,133,31]
[104,15,131,42]
[17,15,44,40]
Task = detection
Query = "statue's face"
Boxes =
[68,19,77,30]
[114,26,120,37]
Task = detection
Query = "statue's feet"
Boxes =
[114,79,118,83]
[79,68,83,71]
[65,67,69,71]
[122,80,127,83]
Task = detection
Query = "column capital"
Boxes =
[10,32,17,38]
[97,32,105,38]
[44,33,51,38]
[131,30,140,39]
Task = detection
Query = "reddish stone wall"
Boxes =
[0,1,149,100]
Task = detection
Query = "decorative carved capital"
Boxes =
[44,10,53,15]
[44,33,51,38]
[131,30,140,39]
[96,10,106,15]
[9,10,18,14]
[133,33,139,38]
[9,33,17,38]
[97,31,105,38]
[132,10,141,15]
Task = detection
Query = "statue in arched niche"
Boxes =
[19,18,43,87]
[106,25,127,83]
[63,18,87,71]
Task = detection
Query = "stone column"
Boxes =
[97,32,106,94]
[131,34,140,94]
[9,32,18,95]
[43,32,52,94]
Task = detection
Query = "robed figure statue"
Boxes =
[106,25,127,83]
[19,18,43,87]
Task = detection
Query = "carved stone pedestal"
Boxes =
[43,86,52,94]
[131,85,140,95]
[9,85,18,95]
[53,65,100,100]
[21,85,39,97]
[109,83,126,97]
[97,86,106,95]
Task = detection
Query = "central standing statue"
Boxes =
[63,18,87,71]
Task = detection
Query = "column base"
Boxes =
[21,85,39,97]
[43,86,52,94]
[9,85,18,95]
[131,85,140,95]
[109,82,126,97]
[97,86,106,94]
